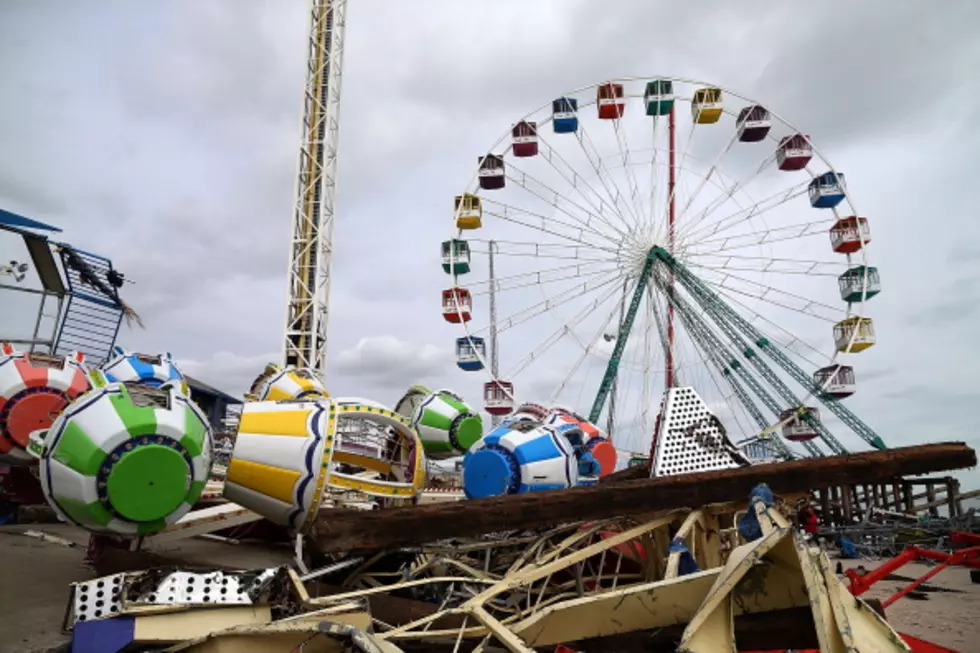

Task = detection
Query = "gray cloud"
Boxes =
[0,1,978,489]
[333,335,453,391]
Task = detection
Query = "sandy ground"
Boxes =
[0,524,291,653]
[1,524,978,652]
[838,558,980,652]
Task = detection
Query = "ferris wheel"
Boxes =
[442,76,884,460]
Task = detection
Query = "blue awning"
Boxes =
[0,208,62,233]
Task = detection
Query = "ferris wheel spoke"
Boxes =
[688,219,833,254]
[696,266,846,319]
[647,284,671,374]
[637,285,661,446]
[476,272,624,336]
[574,122,645,234]
[470,264,621,297]
[610,116,647,225]
[695,273,842,325]
[674,143,780,242]
[503,282,622,379]
[645,117,663,238]
[534,135,636,241]
[469,242,615,264]
[705,285,835,366]
[547,280,634,405]
[504,163,625,244]
[673,130,741,237]
[482,202,619,253]
[679,181,810,245]
[466,260,617,294]
[686,253,846,276]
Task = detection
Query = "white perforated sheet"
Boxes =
[127,571,254,606]
[650,387,748,478]
[68,569,273,627]
[72,574,126,623]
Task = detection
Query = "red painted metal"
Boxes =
[846,544,980,608]
[950,530,980,547]
[899,632,962,652]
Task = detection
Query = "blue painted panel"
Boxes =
[72,617,134,653]
[512,434,561,465]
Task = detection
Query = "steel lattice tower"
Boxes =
[282,0,347,380]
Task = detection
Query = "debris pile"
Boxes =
[51,442,977,652]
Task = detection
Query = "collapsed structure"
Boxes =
[61,441,977,651]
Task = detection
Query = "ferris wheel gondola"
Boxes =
[441,76,887,460]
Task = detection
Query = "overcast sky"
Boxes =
[1,1,979,487]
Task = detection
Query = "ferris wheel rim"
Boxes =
[445,74,875,451]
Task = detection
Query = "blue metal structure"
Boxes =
[0,208,62,234]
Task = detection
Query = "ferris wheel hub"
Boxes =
[617,239,660,278]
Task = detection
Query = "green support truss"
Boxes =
[587,245,886,454]
[588,250,658,424]
[651,246,886,452]
[657,274,820,458]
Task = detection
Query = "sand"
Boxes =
[839,558,980,652]
[0,525,978,652]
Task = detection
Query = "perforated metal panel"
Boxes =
[69,569,276,627]
[72,574,126,623]
[650,387,748,478]
[126,571,253,606]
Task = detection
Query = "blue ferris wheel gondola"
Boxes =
[455,336,486,371]
[552,97,579,134]
[809,171,847,209]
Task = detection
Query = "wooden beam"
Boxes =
[312,442,976,554]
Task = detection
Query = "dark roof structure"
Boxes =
[184,375,243,405]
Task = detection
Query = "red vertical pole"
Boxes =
[666,103,676,388]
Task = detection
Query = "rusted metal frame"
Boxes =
[377,512,681,640]
[449,615,469,653]
[609,544,626,590]
[308,576,498,606]
[464,513,679,614]
[412,554,499,581]
[527,518,622,570]
[470,605,537,653]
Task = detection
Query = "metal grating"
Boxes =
[650,387,749,478]
[53,245,123,365]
